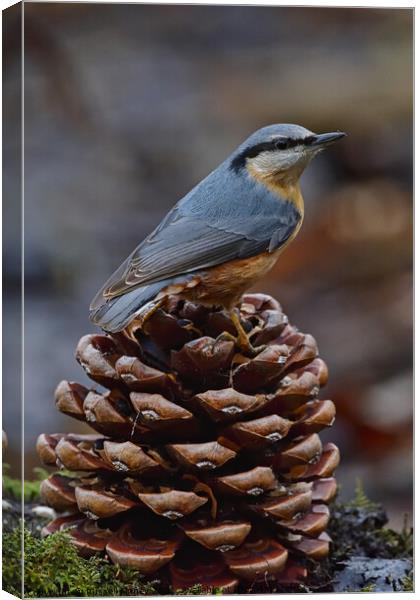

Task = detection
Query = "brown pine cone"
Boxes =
[37,293,339,592]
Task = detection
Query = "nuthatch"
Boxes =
[90,124,345,353]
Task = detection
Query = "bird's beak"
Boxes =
[309,131,347,148]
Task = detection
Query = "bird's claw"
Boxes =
[216,331,266,357]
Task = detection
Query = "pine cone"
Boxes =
[37,293,339,592]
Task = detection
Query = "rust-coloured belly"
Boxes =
[176,248,284,309]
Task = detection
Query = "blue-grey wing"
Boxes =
[90,173,300,311]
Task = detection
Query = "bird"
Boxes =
[90,123,345,354]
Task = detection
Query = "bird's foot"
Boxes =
[218,331,266,357]
[216,310,267,357]
[237,338,267,357]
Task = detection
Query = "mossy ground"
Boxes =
[2,472,413,596]
[304,481,413,593]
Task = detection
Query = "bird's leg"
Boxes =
[229,309,266,357]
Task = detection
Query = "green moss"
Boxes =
[328,482,413,562]
[174,584,223,595]
[402,573,413,592]
[2,521,22,597]
[360,582,376,592]
[3,523,159,597]
[2,464,48,502]
[347,479,380,511]
[373,514,413,558]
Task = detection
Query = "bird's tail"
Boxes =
[89,274,200,333]
[89,281,170,333]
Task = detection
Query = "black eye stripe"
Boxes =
[274,136,315,150]
[230,135,314,172]
[303,135,316,145]
[274,139,288,150]
[274,139,298,150]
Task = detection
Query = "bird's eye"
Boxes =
[274,139,288,150]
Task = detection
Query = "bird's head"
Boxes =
[230,123,346,189]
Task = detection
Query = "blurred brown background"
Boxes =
[3,4,412,527]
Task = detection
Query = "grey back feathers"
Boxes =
[90,124,305,332]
